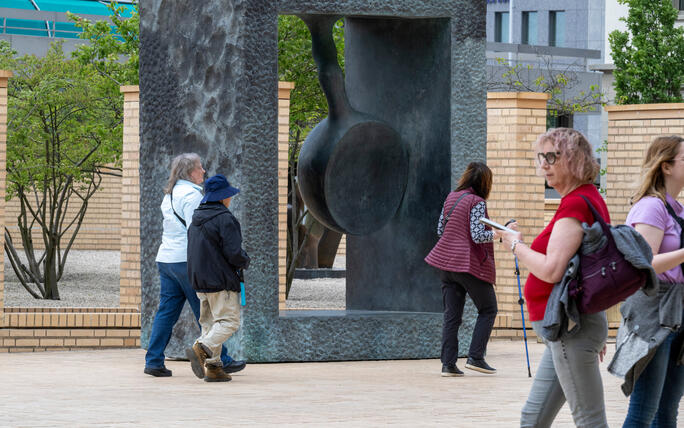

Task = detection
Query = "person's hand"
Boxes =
[506,221,519,231]
[493,229,502,241]
[500,229,523,250]
[599,344,607,362]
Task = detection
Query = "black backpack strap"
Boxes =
[442,192,470,230]
[664,202,684,274]
[169,192,187,228]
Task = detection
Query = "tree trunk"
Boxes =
[43,240,60,300]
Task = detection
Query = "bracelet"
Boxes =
[511,239,523,254]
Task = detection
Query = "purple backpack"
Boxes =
[567,196,648,314]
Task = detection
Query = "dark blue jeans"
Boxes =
[623,326,684,428]
[145,262,233,369]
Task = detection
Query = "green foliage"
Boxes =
[609,0,684,104]
[0,41,122,299]
[68,1,139,86]
[493,57,606,117]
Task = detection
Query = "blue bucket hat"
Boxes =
[201,174,240,203]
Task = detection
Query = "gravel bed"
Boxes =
[3,250,120,307]
[3,251,346,309]
[285,255,346,309]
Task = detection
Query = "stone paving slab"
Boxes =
[0,340,681,427]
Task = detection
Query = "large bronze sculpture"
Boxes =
[139,0,486,362]
[297,15,408,236]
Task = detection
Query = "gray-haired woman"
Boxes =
[144,153,245,377]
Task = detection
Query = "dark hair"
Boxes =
[456,162,493,200]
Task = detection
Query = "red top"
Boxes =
[524,184,610,321]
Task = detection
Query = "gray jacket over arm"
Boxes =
[608,281,683,396]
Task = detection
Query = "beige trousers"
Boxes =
[195,290,240,367]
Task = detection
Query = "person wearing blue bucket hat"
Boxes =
[145,154,245,378]
[186,174,250,382]
[200,174,240,204]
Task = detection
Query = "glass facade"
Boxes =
[0,0,134,39]
[494,11,509,43]
[521,11,537,45]
[549,11,565,47]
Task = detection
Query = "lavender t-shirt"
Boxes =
[626,194,684,283]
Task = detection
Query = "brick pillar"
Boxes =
[119,86,141,309]
[604,103,684,325]
[0,70,10,326]
[277,82,294,310]
[486,92,548,335]
[605,103,684,225]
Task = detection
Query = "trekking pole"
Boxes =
[514,256,532,378]
[505,219,532,378]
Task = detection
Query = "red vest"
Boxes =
[425,189,496,284]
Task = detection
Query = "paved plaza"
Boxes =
[0,339,681,427]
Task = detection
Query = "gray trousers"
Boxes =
[521,312,609,428]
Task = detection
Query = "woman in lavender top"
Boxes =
[609,135,684,427]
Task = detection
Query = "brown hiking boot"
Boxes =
[186,342,210,379]
[204,364,232,382]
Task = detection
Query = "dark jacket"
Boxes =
[187,202,250,293]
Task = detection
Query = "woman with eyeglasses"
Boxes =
[608,136,684,428]
[499,128,610,427]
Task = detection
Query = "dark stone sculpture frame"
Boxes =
[139,0,486,362]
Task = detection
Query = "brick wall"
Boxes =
[0,83,140,352]
[605,103,684,225]
[119,86,141,308]
[604,103,684,326]
[485,92,548,338]
[4,173,121,251]
[0,71,9,328]
[0,308,140,352]
[276,82,294,310]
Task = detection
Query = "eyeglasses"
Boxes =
[537,151,561,165]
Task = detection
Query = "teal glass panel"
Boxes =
[0,0,34,9]
[54,21,80,38]
[3,18,48,37]
[33,0,134,17]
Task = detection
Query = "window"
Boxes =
[680,0,684,10]
[522,11,538,45]
[549,11,565,47]
[494,12,509,43]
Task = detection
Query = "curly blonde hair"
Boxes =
[632,135,684,204]
[534,128,599,184]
